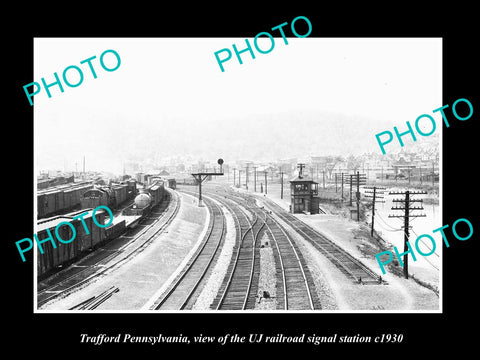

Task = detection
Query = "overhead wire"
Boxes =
[404,230,440,271]
[375,212,403,232]
[410,228,440,258]
[367,189,440,273]
[372,209,440,271]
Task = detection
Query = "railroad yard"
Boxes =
[37,178,439,312]
[33,38,441,313]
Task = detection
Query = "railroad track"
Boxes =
[69,286,120,310]
[37,189,181,308]
[244,209,266,309]
[210,186,320,310]
[152,195,226,310]
[264,213,321,310]
[200,192,262,310]
[260,196,384,284]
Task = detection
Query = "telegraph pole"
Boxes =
[245,164,249,190]
[432,162,435,187]
[364,186,386,237]
[280,171,284,199]
[389,190,427,279]
[341,173,344,201]
[253,166,257,192]
[349,174,353,206]
[356,171,367,221]
[349,172,366,220]
[239,170,242,188]
[233,168,236,187]
[264,171,268,194]
[356,172,360,221]
[297,163,306,178]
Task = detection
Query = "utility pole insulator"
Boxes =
[388,189,427,279]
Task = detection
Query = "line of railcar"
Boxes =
[122,180,166,216]
[37,180,169,279]
[37,179,139,220]
[37,208,119,278]
[37,181,95,219]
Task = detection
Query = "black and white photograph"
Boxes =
[7,5,478,354]
[33,37,442,313]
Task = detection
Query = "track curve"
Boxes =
[152,195,226,310]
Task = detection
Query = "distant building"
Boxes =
[392,157,416,179]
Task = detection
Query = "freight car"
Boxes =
[122,193,152,216]
[125,179,137,197]
[37,181,94,219]
[167,178,176,189]
[111,184,128,206]
[146,181,165,207]
[115,180,137,203]
[135,173,149,184]
[36,207,126,278]
[122,181,165,216]
[79,181,137,211]
[37,181,164,279]
[148,176,163,186]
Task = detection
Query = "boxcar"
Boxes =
[37,182,94,219]
[37,209,109,278]
[147,183,165,207]
[112,185,127,206]
[167,178,177,189]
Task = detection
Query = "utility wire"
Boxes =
[410,228,440,258]
[375,211,439,271]
[403,230,440,270]
[375,212,403,231]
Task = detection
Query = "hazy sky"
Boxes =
[34,38,442,173]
